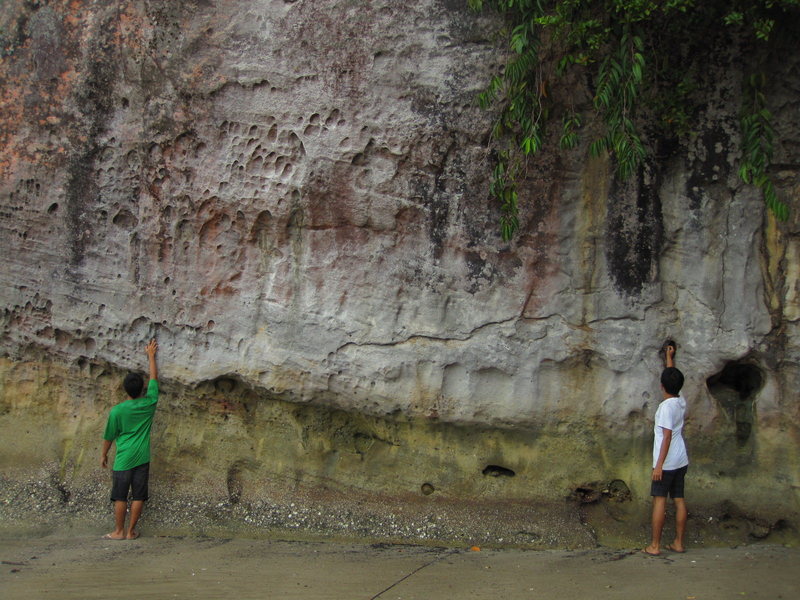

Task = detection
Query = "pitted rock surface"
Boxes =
[1,1,798,544]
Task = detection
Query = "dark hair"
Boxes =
[123,373,144,398]
[661,367,684,396]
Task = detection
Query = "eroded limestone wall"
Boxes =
[1,0,799,543]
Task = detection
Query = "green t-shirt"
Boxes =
[104,379,159,471]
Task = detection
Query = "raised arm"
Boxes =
[665,343,675,368]
[146,339,158,382]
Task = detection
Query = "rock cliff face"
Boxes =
[1,1,798,546]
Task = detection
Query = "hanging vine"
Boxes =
[468,0,798,240]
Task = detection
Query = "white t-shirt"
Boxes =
[652,394,689,470]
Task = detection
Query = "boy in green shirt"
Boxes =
[101,339,159,540]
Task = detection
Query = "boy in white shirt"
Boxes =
[643,343,689,555]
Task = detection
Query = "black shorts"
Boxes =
[651,465,688,498]
[111,462,150,502]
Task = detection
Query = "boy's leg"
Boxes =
[127,501,144,539]
[126,463,150,539]
[106,469,131,539]
[666,466,688,552]
[644,496,667,555]
[670,497,687,552]
[109,501,128,539]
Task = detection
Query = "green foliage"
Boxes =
[589,28,646,180]
[739,74,788,221]
[559,112,581,150]
[470,0,799,238]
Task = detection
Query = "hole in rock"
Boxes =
[707,361,764,447]
[47,203,59,214]
[659,339,677,361]
[606,479,631,501]
[571,485,601,504]
[213,376,239,394]
[773,519,790,532]
[112,209,137,228]
[421,483,435,495]
[482,465,515,478]
[571,480,632,504]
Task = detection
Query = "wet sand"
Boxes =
[1,532,798,599]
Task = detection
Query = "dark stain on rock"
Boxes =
[408,134,458,261]
[226,462,244,504]
[427,168,452,261]
[0,7,30,58]
[226,458,259,504]
[605,156,664,298]
[686,127,733,211]
[465,250,499,293]
[28,5,66,82]
[65,12,121,269]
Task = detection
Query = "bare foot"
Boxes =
[642,545,660,556]
[126,530,140,540]
[103,532,125,540]
[666,543,685,553]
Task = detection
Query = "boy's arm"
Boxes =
[653,343,677,480]
[146,339,158,382]
[652,428,672,481]
[101,439,112,468]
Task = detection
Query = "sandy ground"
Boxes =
[1,531,798,600]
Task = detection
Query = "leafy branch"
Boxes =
[469,0,799,239]
[739,73,787,221]
[589,27,646,180]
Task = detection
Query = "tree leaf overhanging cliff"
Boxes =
[468,0,800,240]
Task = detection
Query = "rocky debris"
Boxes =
[2,472,795,549]
[0,473,594,549]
